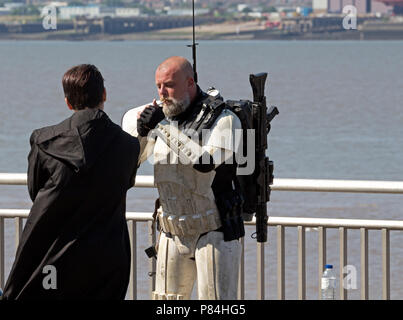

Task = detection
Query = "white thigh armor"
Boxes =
[195,231,241,300]
[152,231,241,300]
[153,232,197,300]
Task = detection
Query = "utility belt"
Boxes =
[157,207,222,237]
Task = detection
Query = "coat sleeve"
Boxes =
[27,131,47,202]
[128,137,140,188]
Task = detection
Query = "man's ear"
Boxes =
[65,97,74,111]
[187,77,195,88]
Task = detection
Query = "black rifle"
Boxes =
[250,73,279,243]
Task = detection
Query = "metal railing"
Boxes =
[1,173,403,300]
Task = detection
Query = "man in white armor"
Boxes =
[123,56,245,300]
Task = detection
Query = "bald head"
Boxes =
[156,56,194,80]
[155,56,197,118]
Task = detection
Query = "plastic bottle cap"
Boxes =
[325,264,333,269]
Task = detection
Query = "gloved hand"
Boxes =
[137,104,165,137]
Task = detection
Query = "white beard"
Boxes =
[162,94,190,118]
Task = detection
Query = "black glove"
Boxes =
[137,105,165,137]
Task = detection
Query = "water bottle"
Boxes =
[321,264,336,300]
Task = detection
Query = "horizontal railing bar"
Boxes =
[0,209,29,218]
[2,209,403,230]
[260,216,403,230]
[0,173,26,185]
[126,212,155,221]
[0,173,155,189]
[272,178,403,194]
[2,174,403,194]
[0,210,154,221]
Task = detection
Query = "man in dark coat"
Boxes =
[2,64,140,300]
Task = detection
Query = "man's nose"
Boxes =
[159,85,168,97]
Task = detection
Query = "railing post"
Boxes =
[148,220,156,298]
[0,217,4,289]
[15,217,23,252]
[339,227,348,300]
[382,228,390,300]
[318,226,326,300]
[128,220,137,300]
[238,236,245,300]
[298,226,306,300]
[360,228,369,300]
[277,225,285,300]
[257,241,265,300]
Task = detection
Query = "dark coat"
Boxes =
[2,108,140,300]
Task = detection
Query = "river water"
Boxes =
[0,40,402,299]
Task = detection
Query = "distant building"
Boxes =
[115,8,141,17]
[0,8,11,16]
[58,5,140,20]
[237,4,250,12]
[47,2,68,7]
[59,6,102,20]
[3,2,24,10]
[0,2,24,15]
[313,0,329,13]
[276,6,299,16]
[165,8,210,16]
[296,6,313,16]
[313,0,393,14]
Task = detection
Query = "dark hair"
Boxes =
[62,64,105,110]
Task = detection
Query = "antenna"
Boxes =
[187,0,198,83]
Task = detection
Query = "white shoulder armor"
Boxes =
[204,109,242,153]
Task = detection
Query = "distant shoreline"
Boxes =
[1,20,403,41]
[1,31,402,41]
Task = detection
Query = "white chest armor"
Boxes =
[153,136,222,238]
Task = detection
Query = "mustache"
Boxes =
[161,97,173,105]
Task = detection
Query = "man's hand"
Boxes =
[137,99,165,137]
